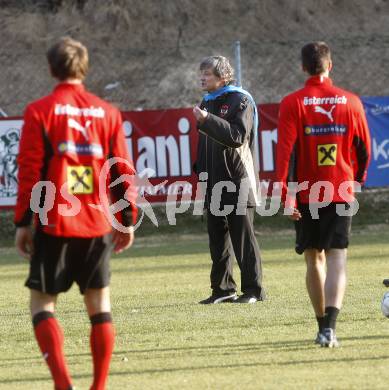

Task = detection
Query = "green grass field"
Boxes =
[1,225,389,389]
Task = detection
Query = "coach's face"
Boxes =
[200,68,225,92]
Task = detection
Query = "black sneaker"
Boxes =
[199,292,238,304]
[383,279,389,287]
[233,294,259,304]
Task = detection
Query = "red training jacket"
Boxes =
[15,83,137,237]
[276,76,371,204]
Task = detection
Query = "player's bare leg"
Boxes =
[324,248,347,308]
[30,290,73,389]
[304,249,326,343]
[304,249,326,316]
[84,287,114,390]
[30,289,57,316]
[84,287,111,317]
[321,248,347,347]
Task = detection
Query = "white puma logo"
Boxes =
[68,118,91,140]
[314,105,336,122]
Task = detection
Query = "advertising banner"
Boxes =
[0,119,23,207]
[121,108,198,204]
[0,99,387,208]
[361,97,389,187]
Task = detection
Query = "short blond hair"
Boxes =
[47,37,89,81]
[200,56,234,85]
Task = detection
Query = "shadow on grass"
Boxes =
[2,334,388,366]
[0,256,25,267]
[0,272,26,281]
[2,225,387,266]
[3,348,389,384]
[112,333,389,355]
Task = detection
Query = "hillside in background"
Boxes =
[1,0,389,115]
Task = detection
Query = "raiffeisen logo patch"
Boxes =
[304,124,347,136]
[317,144,337,166]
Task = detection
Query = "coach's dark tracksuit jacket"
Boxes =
[194,91,259,209]
[194,90,265,299]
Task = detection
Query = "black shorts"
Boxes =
[294,203,352,255]
[25,230,113,295]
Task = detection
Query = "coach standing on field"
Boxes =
[276,42,371,347]
[193,56,265,304]
[14,37,137,390]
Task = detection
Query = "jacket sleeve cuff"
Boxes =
[14,209,33,228]
[119,204,138,227]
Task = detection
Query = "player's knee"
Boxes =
[30,290,57,317]
[84,287,111,316]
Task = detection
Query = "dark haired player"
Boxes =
[276,42,370,347]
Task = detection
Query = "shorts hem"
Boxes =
[25,281,72,295]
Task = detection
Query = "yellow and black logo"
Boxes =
[317,144,337,166]
[67,166,93,194]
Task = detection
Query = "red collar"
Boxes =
[54,82,85,92]
[305,76,333,87]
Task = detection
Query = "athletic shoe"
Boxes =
[233,294,259,304]
[199,292,238,304]
[314,332,327,345]
[321,328,340,348]
[383,279,389,287]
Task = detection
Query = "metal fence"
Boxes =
[1,35,389,116]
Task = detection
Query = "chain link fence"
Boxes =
[1,34,389,241]
[1,35,389,117]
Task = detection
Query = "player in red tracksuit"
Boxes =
[276,42,370,348]
[14,37,137,390]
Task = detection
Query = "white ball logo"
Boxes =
[381,291,389,318]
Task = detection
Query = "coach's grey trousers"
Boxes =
[206,207,265,300]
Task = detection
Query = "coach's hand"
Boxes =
[112,226,134,254]
[193,106,208,124]
[15,227,34,259]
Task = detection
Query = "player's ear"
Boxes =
[328,60,333,72]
